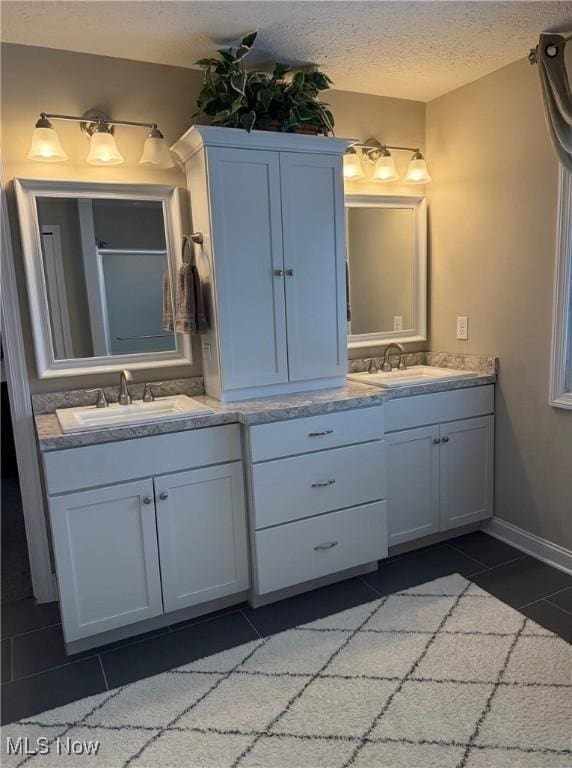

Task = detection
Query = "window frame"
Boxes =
[549,165,572,409]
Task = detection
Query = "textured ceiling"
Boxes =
[2,1,572,101]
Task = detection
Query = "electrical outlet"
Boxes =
[456,316,469,340]
[393,315,403,332]
[202,340,212,360]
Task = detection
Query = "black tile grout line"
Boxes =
[545,597,572,617]
[97,655,110,691]
[2,621,62,641]
[466,554,532,578]
[167,607,244,636]
[521,585,572,613]
[443,542,490,569]
[238,609,263,639]
[358,575,383,598]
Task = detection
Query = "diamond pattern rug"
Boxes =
[3,574,571,767]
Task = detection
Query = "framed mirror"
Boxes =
[346,195,427,347]
[15,179,191,378]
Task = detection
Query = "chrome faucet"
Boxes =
[382,343,407,372]
[119,369,133,405]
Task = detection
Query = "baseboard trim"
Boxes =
[483,518,572,576]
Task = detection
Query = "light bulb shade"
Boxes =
[371,153,399,182]
[87,129,124,166]
[139,133,174,168]
[27,125,68,162]
[343,150,366,180]
[404,153,431,184]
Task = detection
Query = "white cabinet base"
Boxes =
[65,588,249,655]
[248,560,378,609]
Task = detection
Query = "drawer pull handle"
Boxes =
[314,541,338,551]
[308,429,333,437]
[433,438,441,445]
[311,479,336,488]
[273,268,284,276]
[441,436,450,443]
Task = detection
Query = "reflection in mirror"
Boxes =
[36,198,175,360]
[347,207,415,334]
[345,196,427,347]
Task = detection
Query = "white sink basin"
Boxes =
[348,366,474,389]
[56,395,214,434]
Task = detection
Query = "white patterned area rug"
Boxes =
[3,574,571,768]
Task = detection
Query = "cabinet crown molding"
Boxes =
[171,124,355,163]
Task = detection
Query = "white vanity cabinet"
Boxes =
[245,406,388,602]
[42,425,249,648]
[385,386,494,547]
[49,479,164,641]
[172,126,351,401]
[155,462,248,613]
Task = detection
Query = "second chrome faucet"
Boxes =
[119,369,133,405]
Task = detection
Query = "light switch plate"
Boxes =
[393,315,403,331]
[456,316,469,340]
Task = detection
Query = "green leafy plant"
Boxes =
[194,32,335,135]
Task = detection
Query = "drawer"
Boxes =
[255,500,388,594]
[385,385,494,433]
[43,424,242,495]
[251,441,385,528]
[248,405,384,462]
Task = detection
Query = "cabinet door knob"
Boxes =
[273,269,284,276]
[433,438,441,445]
[285,268,295,276]
[142,496,152,505]
[159,491,169,501]
[441,436,450,443]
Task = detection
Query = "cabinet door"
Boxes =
[49,480,163,642]
[280,152,346,381]
[386,426,441,546]
[207,146,288,390]
[155,462,249,613]
[440,415,494,530]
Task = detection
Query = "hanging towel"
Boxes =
[174,261,208,335]
[162,270,174,332]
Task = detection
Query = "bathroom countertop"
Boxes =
[35,372,496,452]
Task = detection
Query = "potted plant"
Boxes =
[194,32,335,135]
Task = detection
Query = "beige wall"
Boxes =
[427,56,572,549]
[1,43,427,391]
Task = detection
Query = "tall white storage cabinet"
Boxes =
[172,126,352,401]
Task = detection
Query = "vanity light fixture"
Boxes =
[27,115,69,162]
[343,138,431,184]
[27,111,175,168]
[342,146,366,180]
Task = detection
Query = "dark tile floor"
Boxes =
[1,531,570,725]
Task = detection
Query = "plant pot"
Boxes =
[294,124,321,135]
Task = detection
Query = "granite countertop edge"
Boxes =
[35,373,496,452]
